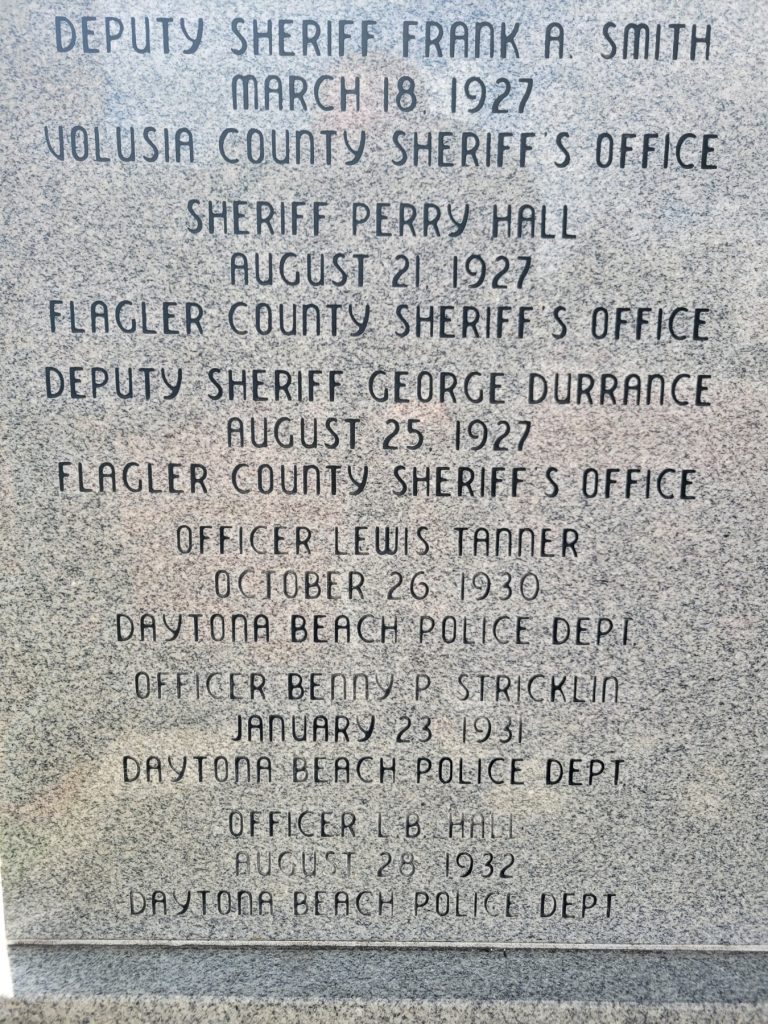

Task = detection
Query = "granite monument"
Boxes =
[0,0,766,1019]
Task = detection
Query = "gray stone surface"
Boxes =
[3,947,767,1022]
[0,0,767,1015]
[6,946,768,1001]
[2,1001,768,1024]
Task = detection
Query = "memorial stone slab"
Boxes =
[0,0,766,1019]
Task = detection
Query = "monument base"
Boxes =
[2,946,766,1022]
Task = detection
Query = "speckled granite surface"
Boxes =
[2,945,767,1021]
[4,946,768,1000]
[2,1000,768,1024]
[1,0,767,1017]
